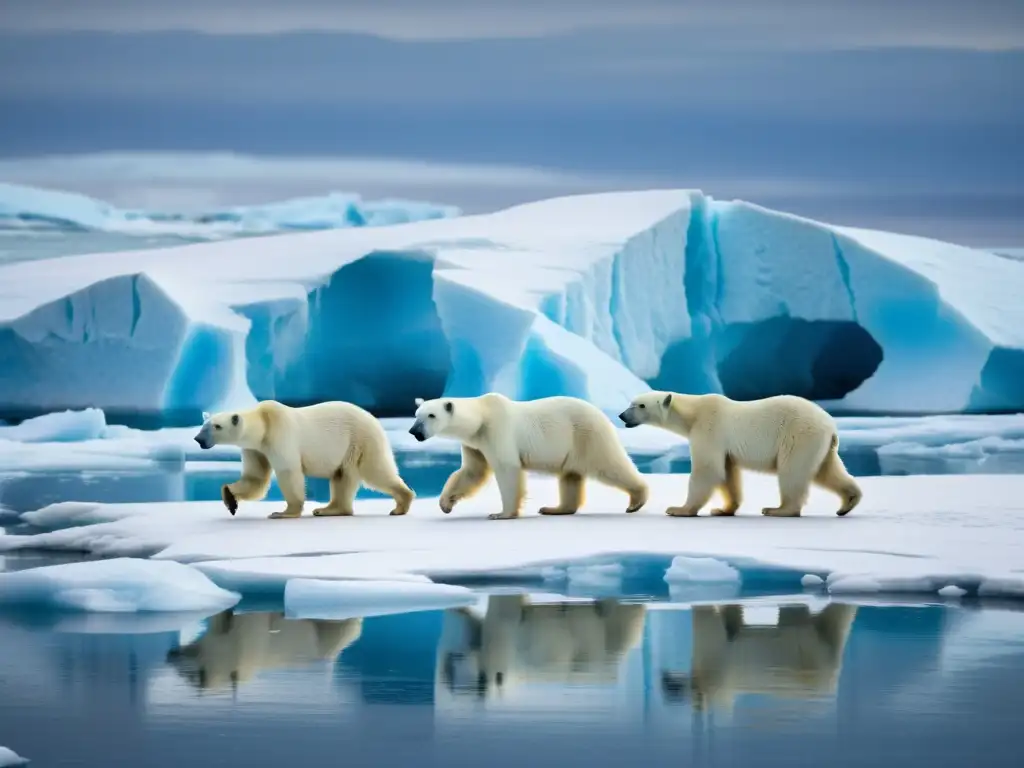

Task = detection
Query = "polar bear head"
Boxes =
[619,391,674,430]
[194,410,244,449]
[409,396,481,442]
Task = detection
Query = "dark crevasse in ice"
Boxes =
[240,252,452,417]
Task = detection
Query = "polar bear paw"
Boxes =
[221,485,238,516]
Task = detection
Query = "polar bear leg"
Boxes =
[269,467,306,519]
[439,446,492,514]
[313,469,359,517]
[539,472,584,515]
[592,459,648,513]
[667,455,721,517]
[710,455,742,517]
[814,448,862,516]
[762,466,810,517]
[360,460,416,516]
[763,436,825,517]
[227,449,273,501]
[489,464,525,520]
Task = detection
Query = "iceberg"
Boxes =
[0,558,241,613]
[0,408,107,442]
[0,746,29,768]
[0,182,459,239]
[0,189,1022,422]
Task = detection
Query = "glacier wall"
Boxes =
[0,189,1021,424]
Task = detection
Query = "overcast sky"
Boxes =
[1,0,1022,243]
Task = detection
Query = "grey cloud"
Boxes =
[1,0,1023,48]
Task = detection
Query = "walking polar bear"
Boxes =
[409,393,648,519]
[619,392,861,518]
[194,400,414,519]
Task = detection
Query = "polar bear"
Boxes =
[194,400,414,519]
[619,392,861,518]
[660,602,858,712]
[408,393,648,520]
[167,609,363,691]
[437,595,647,698]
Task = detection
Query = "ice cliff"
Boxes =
[0,189,1021,423]
[0,182,459,238]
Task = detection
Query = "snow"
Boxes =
[0,181,458,238]
[801,574,825,587]
[938,585,967,598]
[1,189,1022,420]
[3,473,1022,601]
[0,746,29,768]
[283,577,477,620]
[0,557,241,613]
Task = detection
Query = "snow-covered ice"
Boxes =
[3,473,1021,601]
[1,190,1022,420]
[283,577,477,620]
[937,585,967,598]
[801,574,826,587]
[0,557,241,613]
[192,556,434,594]
[0,181,458,239]
[0,746,29,768]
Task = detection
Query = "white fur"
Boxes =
[438,595,646,697]
[410,393,648,519]
[199,400,414,519]
[660,603,858,712]
[619,392,862,517]
[167,609,363,690]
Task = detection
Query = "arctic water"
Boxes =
[1,577,1022,768]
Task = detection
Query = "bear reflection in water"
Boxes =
[438,594,647,698]
[661,603,858,711]
[166,610,363,691]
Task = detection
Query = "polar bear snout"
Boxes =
[408,420,428,442]
[619,407,640,428]
[194,424,214,449]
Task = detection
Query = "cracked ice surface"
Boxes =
[1,190,1023,422]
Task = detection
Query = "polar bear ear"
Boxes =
[662,394,672,408]
[414,397,425,407]
[201,411,212,423]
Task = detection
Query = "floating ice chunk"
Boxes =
[0,746,29,767]
[283,577,477,620]
[938,585,967,598]
[0,558,240,613]
[664,556,741,585]
[801,574,825,587]
[193,556,432,595]
[824,571,1024,598]
[0,409,107,442]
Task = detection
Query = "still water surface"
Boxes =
[1,591,1022,768]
